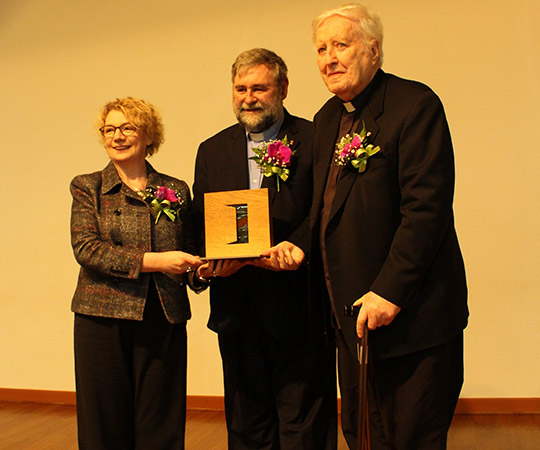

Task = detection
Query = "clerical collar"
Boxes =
[341,69,381,112]
[343,102,356,113]
[246,115,284,142]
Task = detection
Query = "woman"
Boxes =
[70,97,201,449]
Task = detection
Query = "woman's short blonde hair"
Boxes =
[97,97,165,157]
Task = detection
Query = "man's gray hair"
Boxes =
[312,3,384,66]
[231,48,288,87]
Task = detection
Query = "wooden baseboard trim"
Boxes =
[1,389,538,414]
[186,395,224,411]
[454,397,540,414]
[0,388,76,405]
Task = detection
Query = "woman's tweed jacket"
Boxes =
[70,161,197,323]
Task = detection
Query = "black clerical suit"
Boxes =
[193,110,337,450]
[296,70,468,449]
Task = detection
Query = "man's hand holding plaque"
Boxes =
[197,241,304,280]
[255,241,305,271]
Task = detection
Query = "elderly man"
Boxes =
[311,4,469,449]
[192,48,337,450]
[272,4,468,449]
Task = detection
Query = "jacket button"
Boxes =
[114,209,121,216]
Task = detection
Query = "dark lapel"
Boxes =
[312,98,342,220]
[327,71,386,224]
[225,125,250,190]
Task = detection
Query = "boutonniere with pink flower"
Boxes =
[250,135,295,192]
[334,122,380,173]
[138,186,184,224]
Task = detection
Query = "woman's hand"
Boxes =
[197,259,250,279]
[141,251,203,274]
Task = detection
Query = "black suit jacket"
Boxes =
[300,70,468,359]
[193,111,321,343]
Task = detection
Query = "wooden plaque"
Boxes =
[204,188,272,259]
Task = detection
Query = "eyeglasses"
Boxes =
[99,123,138,138]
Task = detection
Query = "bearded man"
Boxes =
[192,48,337,450]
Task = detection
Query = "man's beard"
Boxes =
[234,98,283,132]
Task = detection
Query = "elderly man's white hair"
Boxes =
[312,3,384,66]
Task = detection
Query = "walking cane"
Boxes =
[345,306,371,450]
[357,324,370,450]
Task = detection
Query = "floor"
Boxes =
[0,402,539,449]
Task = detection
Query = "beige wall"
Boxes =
[1,0,539,398]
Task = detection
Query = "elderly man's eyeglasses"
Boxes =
[100,123,138,138]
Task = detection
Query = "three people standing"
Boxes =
[70,4,467,449]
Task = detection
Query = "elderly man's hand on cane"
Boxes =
[353,291,401,338]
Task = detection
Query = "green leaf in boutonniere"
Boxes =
[334,122,380,173]
[137,186,184,224]
[250,135,296,192]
